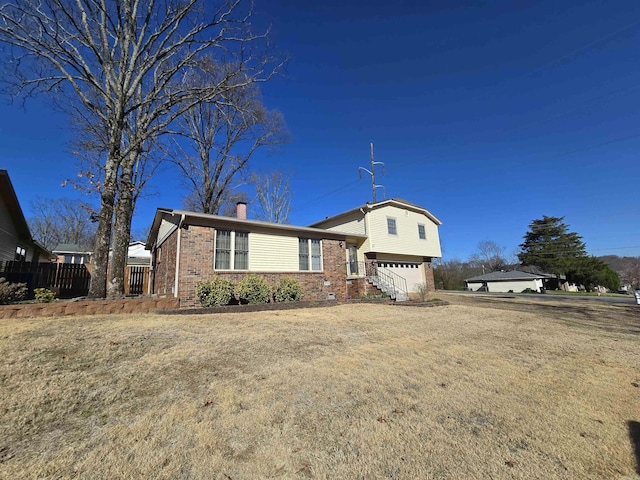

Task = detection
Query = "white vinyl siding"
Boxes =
[467,279,542,293]
[367,205,441,257]
[312,211,366,235]
[247,233,299,271]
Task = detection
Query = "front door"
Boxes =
[348,245,359,275]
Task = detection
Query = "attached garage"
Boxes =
[377,257,425,293]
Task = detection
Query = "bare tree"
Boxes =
[251,169,292,223]
[28,198,96,251]
[171,62,288,215]
[0,0,279,297]
[469,240,509,273]
[623,259,640,289]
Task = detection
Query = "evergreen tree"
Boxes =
[518,216,619,291]
[518,216,586,275]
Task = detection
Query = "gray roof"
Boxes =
[53,243,93,254]
[465,270,546,282]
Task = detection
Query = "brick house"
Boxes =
[146,199,442,307]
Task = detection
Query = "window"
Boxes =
[234,232,249,270]
[214,230,248,270]
[387,217,397,235]
[418,224,426,240]
[299,238,322,271]
[15,246,26,261]
[215,230,232,269]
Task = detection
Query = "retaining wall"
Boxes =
[0,297,179,319]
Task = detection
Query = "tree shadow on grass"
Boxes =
[629,421,640,474]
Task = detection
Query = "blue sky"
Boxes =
[2,0,640,260]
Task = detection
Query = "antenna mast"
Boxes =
[358,142,385,202]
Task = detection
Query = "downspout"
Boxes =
[174,214,185,299]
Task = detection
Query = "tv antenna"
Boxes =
[358,142,385,202]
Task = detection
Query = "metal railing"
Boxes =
[348,261,408,301]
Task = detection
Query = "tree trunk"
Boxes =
[88,162,118,298]
[108,161,135,298]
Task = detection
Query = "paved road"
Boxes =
[440,290,640,306]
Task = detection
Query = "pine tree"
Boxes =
[518,216,587,275]
[518,216,619,291]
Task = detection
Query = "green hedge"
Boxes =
[196,276,235,307]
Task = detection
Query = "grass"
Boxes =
[1,298,639,479]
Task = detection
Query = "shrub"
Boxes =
[196,276,234,307]
[236,275,271,304]
[273,277,304,302]
[34,288,56,303]
[0,277,28,305]
[416,283,428,302]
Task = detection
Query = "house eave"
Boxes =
[146,208,366,249]
[309,198,443,228]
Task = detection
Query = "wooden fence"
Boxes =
[1,261,150,298]
[0,261,90,298]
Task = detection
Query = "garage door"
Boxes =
[377,261,424,292]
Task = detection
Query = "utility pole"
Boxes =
[359,142,385,203]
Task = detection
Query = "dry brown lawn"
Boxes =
[1,296,639,479]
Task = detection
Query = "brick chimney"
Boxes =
[236,201,247,220]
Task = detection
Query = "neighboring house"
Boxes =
[146,198,443,307]
[309,198,442,298]
[0,169,52,263]
[53,244,93,265]
[124,241,152,266]
[54,241,152,266]
[465,270,547,293]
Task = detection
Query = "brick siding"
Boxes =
[423,258,436,291]
[151,229,178,296]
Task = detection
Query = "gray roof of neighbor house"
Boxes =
[146,208,366,249]
[53,243,93,254]
[309,198,442,227]
[465,270,549,282]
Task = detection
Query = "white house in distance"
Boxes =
[309,198,442,296]
[465,270,546,293]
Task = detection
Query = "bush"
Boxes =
[34,288,56,303]
[196,276,234,307]
[0,277,28,305]
[416,283,428,302]
[273,277,304,303]
[236,275,271,304]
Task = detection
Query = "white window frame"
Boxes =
[214,230,249,271]
[299,238,323,271]
[418,224,426,240]
[387,217,397,235]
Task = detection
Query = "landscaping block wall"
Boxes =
[0,296,179,319]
